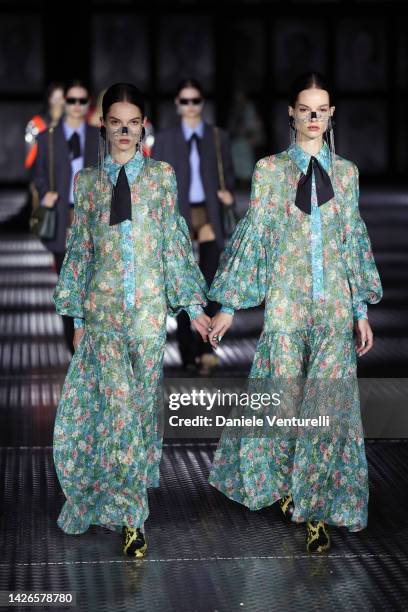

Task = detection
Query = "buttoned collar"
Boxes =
[103,149,144,186]
[181,119,205,141]
[287,140,331,175]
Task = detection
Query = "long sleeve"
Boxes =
[207,158,268,313]
[343,164,383,320]
[53,170,95,327]
[161,162,208,320]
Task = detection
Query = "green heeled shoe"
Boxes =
[306,520,330,553]
[122,526,147,558]
[279,493,294,519]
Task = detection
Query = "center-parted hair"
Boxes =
[289,72,334,108]
[102,83,146,118]
[101,82,146,140]
[175,78,204,98]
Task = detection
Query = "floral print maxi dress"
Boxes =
[53,151,207,534]
[208,142,383,532]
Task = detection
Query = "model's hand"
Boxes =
[355,319,373,357]
[191,313,212,342]
[217,189,234,206]
[43,191,59,208]
[73,328,85,351]
[208,312,234,349]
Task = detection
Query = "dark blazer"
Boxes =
[152,121,235,250]
[33,120,99,253]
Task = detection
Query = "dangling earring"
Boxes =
[289,116,297,146]
[326,116,336,183]
[97,126,107,185]
[138,126,147,181]
[137,127,144,154]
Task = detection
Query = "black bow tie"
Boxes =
[295,156,334,214]
[68,131,81,160]
[109,165,132,226]
[188,133,201,153]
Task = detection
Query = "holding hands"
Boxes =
[191,310,234,347]
[207,311,234,349]
[72,312,233,353]
[191,313,212,342]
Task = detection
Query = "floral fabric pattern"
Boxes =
[53,154,208,534]
[208,143,382,328]
[207,145,383,531]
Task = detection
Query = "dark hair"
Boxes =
[289,72,334,108]
[102,82,146,118]
[64,79,90,97]
[101,82,146,140]
[45,81,65,103]
[43,82,65,116]
[175,78,204,98]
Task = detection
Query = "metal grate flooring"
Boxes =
[0,443,407,611]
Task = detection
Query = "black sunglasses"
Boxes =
[179,97,203,106]
[66,97,89,105]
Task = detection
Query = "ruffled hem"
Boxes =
[208,478,367,533]
[56,499,149,535]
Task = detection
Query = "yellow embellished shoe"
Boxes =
[198,353,218,376]
[279,493,294,520]
[122,526,147,558]
[306,520,330,553]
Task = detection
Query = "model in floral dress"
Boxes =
[52,83,210,557]
[207,73,382,553]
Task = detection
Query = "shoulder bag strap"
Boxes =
[48,125,55,192]
[213,126,225,191]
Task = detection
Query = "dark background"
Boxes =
[1,7,408,607]
[0,0,407,186]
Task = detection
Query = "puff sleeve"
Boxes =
[207,158,268,313]
[53,170,95,328]
[161,162,208,321]
[343,163,383,320]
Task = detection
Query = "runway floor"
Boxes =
[0,189,408,611]
[1,442,408,611]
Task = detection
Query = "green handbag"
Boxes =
[30,203,56,240]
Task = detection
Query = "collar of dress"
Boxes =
[287,141,331,175]
[104,150,145,186]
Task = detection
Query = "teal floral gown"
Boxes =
[207,142,383,532]
[53,150,207,534]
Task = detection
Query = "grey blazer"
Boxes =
[152,121,235,250]
[33,120,99,253]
